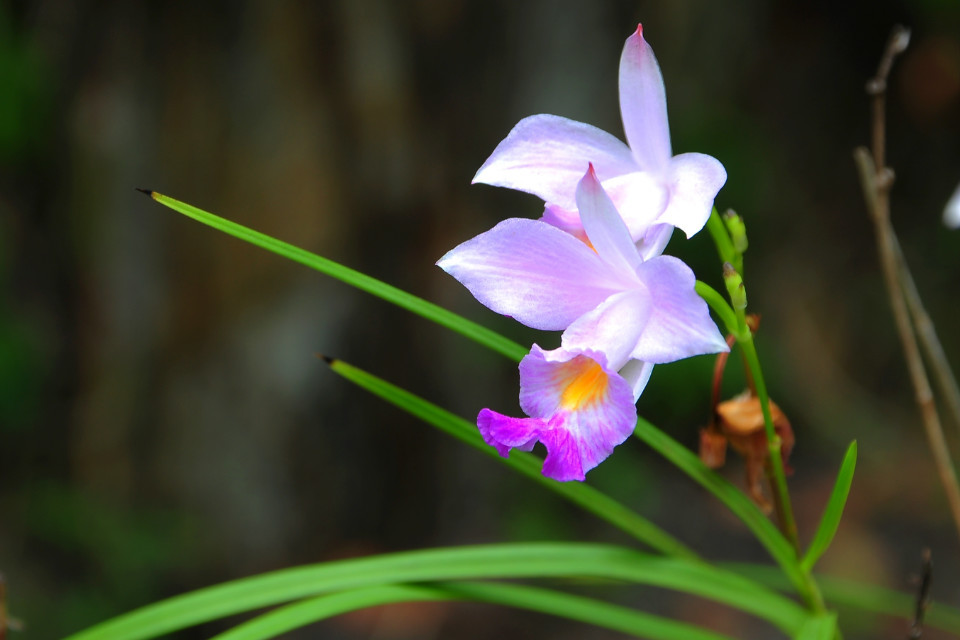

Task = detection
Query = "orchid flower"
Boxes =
[478,346,646,482]
[438,166,728,480]
[473,25,726,259]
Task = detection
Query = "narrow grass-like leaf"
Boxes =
[631,419,809,601]
[65,543,810,640]
[794,612,838,640]
[327,357,697,560]
[141,191,527,362]
[730,563,960,635]
[209,585,441,640]
[211,581,738,640]
[801,442,857,572]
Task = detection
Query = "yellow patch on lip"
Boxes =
[560,359,609,410]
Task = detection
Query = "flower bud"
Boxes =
[723,209,748,254]
[723,263,747,310]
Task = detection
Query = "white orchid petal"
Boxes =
[561,290,650,371]
[473,114,638,210]
[600,171,669,244]
[619,359,655,401]
[619,25,671,173]
[631,256,729,363]
[437,218,622,330]
[657,153,727,238]
[576,165,643,275]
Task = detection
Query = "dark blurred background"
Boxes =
[2,1,960,638]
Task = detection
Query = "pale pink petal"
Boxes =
[437,218,623,330]
[473,114,638,210]
[540,204,589,244]
[631,256,729,363]
[541,173,668,250]
[635,223,674,261]
[657,152,727,238]
[619,359,655,401]
[619,25,671,173]
[560,290,650,371]
[576,165,643,276]
[601,171,668,242]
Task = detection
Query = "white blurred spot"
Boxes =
[945,181,960,229]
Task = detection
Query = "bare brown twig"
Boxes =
[853,26,960,543]
[908,549,932,639]
[889,234,960,440]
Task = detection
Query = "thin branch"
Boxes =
[908,548,932,639]
[889,232,960,439]
[867,24,960,438]
[854,26,960,543]
[866,25,911,173]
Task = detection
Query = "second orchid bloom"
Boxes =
[439,25,729,481]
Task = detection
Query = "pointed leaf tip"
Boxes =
[800,440,858,572]
[135,188,154,197]
[315,353,337,365]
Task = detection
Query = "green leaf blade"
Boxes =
[328,357,698,560]
[66,543,810,640]
[211,581,741,640]
[801,441,857,572]
[208,585,443,640]
[794,612,838,640]
[146,191,527,362]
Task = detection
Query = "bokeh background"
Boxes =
[2,0,960,638]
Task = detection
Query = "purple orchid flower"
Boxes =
[478,346,643,482]
[473,25,726,259]
[438,166,728,480]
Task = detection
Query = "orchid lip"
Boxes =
[479,346,638,482]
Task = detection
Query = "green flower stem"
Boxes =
[738,336,800,548]
[705,212,829,617]
[706,208,737,268]
[730,290,826,615]
[694,281,739,338]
